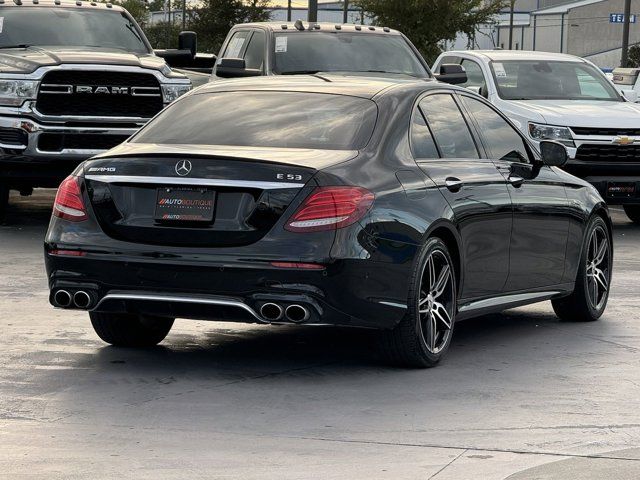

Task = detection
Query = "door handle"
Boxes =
[508,174,524,187]
[445,177,463,192]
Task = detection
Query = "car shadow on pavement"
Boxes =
[74,308,593,377]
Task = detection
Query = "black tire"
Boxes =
[89,312,174,347]
[552,215,612,322]
[0,183,8,223]
[623,205,640,225]
[379,237,457,368]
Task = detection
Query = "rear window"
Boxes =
[132,91,378,150]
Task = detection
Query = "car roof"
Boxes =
[445,50,585,63]
[237,21,401,35]
[194,74,441,100]
[0,0,124,11]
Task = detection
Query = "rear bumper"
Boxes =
[0,116,140,188]
[44,251,408,330]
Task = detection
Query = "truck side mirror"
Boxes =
[216,58,262,78]
[434,64,468,85]
[178,31,197,59]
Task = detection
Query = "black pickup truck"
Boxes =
[0,0,196,219]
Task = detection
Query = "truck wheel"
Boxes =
[552,215,611,322]
[89,312,174,347]
[623,205,640,225]
[379,237,456,368]
[0,183,8,223]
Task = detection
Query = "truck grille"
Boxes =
[571,127,640,136]
[0,127,27,146]
[36,71,163,118]
[38,133,130,152]
[576,144,640,162]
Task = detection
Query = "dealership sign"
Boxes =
[610,13,637,23]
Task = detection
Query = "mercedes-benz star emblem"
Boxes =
[175,160,192,176]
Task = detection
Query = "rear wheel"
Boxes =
[380,237,456,368]
[552,216,611,322]
[89,312,174,347]
[623,205,640,225]
[0,183,9,223]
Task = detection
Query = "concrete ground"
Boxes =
[1,189,640,479]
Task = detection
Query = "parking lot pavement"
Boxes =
[1,189,640,479]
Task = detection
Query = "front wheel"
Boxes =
[623,205,640,225]
[89,312,174,347]
[379,237,457,368]
[552,215,612,322]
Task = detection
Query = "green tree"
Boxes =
[144,21,183,49]
[354,0,506,63]
[114,0,149,26]
[628,44,640,68]
[188,0,272,54]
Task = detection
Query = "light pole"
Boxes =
[621,0,632,66]
[287,0,292,22]
[508,0,515,50]
[309,0,318,22]
[343,0,349,24]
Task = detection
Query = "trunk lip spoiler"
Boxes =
[84,175,306,190]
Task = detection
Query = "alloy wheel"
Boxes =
[417,249,455,354]
[586,225,610,311]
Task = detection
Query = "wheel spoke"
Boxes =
[594,238,608,266]
[589,276,598,305]
[430,315,437,352]
[594,268,609,292]
[432,302,452,330]
[432,264,451,299]
[427,255,436,290]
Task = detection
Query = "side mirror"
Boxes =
[622,89,638,102]
[178,31,197,59]
[434,64,468,85]
[540,140,568,167]
[215,58,262,78]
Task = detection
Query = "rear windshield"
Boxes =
[273,32,429,78]
[132,91,378,150]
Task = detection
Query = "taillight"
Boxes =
[285,186,374,233]
[53,176,87,222]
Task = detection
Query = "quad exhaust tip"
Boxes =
[260,303,284,321]
[73,291,92,309]
[285,304,310,323]
[53,289,72,308]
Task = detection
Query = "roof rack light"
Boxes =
[294,19,305,31]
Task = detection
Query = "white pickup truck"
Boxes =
[432,50,640,224]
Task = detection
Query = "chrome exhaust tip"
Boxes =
[260,302,284,321]
[53,290,72,308]
[285,304,310,323]
[73,291,92,309]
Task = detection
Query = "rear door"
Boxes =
[412,92,512,300]
[458,93,570,291]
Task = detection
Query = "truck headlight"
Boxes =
[0,79,38,106]
[161,84,191,103]
[528,122,575,147]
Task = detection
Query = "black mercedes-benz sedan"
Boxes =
[44,76,613,367]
